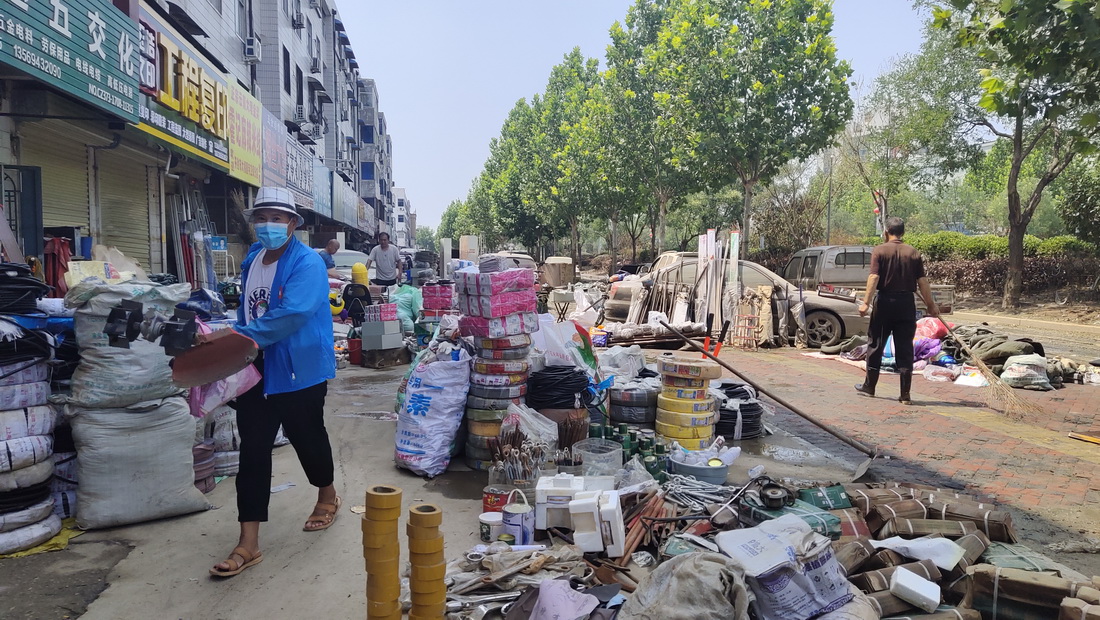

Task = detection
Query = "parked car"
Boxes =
[333,249,376,281]
[782,245,955,314]
[611,252,870,347]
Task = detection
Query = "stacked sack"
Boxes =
[465,334,531,471]
[62,280,207,529]
[211,405,241,477]
[0,264,61,554]
[654,354,722,450]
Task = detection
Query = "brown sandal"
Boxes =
[210,546,263,577]
[304,496,341,532]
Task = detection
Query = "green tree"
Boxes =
[1056,158,1100,245]
[665,185,741,252]
[650,0,853,257]
[932,1,1100,307]
[415,225,435,250]
[756,161,834,253]
[606,0,704,253]
[437,199,476,241]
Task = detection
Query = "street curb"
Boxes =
[952,311,1100,336]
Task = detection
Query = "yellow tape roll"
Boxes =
[410,562,448,582]
[655,420,716,439]
[407,534,445,555]
[361,517,399,535]
[364,485,403,509]
[406,523,441,540]
[366,577,401,601]
[364,505,401,522]
[655,409,717,427]
[657,394,716,413]
[661,386,710,400]
[662,375,709,388]
[661,435,714,451]
[408,503,443,528]
[467,419,502,437]
[657,355,722,380]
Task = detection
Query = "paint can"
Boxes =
[500,490,534,545]
[482,484,517,513]
[478,512,503,543]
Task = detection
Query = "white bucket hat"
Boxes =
[244,187,305,226]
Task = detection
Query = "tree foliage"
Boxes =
[415,226,436,250]
[1056,158,1100,245]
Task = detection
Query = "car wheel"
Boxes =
[805,311,843,348]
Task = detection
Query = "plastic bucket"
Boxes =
[670,459,730,485]
[482,484,517,513]
[347,339,362,365]
[572,438,624,477]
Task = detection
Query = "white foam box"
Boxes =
[569,490,604,553]
[360,320,402,336]
[598,489,627,558]
[362,333,404,351]
[890,565,941,613]
[536,473,586,530]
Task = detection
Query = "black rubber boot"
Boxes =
[855,368,879,397]
[898,369,913,405]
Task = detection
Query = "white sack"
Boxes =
[394,349,471,477]
[212,406,241,452]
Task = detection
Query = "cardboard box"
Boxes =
[362,333,404,350]
[360,320,401,336]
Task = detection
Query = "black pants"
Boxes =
[371,278,397,286]
[865,292,917,372]
[235,361,333,523]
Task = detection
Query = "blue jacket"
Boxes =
[235,237,335,395]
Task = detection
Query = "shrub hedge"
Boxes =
[925,256,1100,294]
[858,233,1097,261]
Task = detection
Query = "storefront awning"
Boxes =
[166,2,209,37]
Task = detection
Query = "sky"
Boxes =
[339,1,926,228]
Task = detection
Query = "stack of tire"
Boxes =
[608,383,659,425]
[363,485,402,620]
[406,503,446,620]
[655,355,723,450]
[465,335,531,471]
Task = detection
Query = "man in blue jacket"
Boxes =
[211,187,338,578]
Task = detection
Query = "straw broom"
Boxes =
[943,324,1040,417]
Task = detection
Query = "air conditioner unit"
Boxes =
[310,56,321,74]
[293,105,307,124]
[292,11,305,29]
[243,37,261,64]
[310,125,323,140]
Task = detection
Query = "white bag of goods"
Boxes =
[1000,354,1053,391]
[214,450,239,476]
[67,396,208,529]
[717,513,855,620]
[212,406,241,452]
[64,280,190,408]
[0,382,50,410]
[0,405,55,441]
[0,460,53,492]
[0,361,48,386]
[0,497,54,533]
[0,513,62,555]
[394,347,471,477]
[0,435,53,472]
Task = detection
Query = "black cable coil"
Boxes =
[715,382,766,440]
[526,366,594,410]
[0,263,50,315]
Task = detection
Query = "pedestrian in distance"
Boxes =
[364,231,402,287]
[855,216,941,405]
[210,187,339,578]
[316,238,345,280]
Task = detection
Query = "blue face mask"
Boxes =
[255,222,290,250]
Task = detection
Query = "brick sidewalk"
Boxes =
[719,348,1100,535]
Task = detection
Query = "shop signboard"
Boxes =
[135,6,229,171]
[228,82,262,187]
[358,198,376,235]
[0,0,140,122]
[261,107,286,187]
[312,162,332,218]
[334,180,359,229]
[285,135,313,210]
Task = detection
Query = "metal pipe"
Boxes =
[658,320,877,458]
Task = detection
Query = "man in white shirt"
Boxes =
[364,232,401,286]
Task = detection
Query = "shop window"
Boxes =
[283,47,291,95]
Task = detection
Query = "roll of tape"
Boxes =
[409,550,445,566]
[406,522,441,540]
[658,355,722,380]
[661,375,709,388]
[364,485,403,509]
[366,577,401,601]
[655,420,716,439]
[361,517,399,535]
[410,561,448,582]
[467,419,502,437]
[410,602,448,617]
[367,599,401,617]
[657,394,716,413]
[409,576,446,594]
[363,505,401,522]
[409,587,447,605]
[655,409,717,427]
[476,334,532,349]
[362,531,400,549]
[474,359,531,375]
[364,555,400,571]
[407,534,444,555]
[408,503,444,528]
[662,435,714,451]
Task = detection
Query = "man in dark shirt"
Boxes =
[855,217,940,405]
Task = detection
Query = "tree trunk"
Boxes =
[1003,221,1025,310]
[570,216,581,269]
[741,181,756,259]
[656,194,669,254]
[608,216,618,277]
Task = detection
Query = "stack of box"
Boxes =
[361,318,404,352]
[363,303,399,323]
[654,355,723,450]
[417,282,458,350]
[363,485,402,620]
[456,268,539,339]
[406,503,446,620]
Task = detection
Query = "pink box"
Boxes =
[459,312,540,338]
[458,289,537,318]
[457,268,535,296]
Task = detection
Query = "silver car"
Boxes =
[612,252,868,347]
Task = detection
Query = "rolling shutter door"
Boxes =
[17,122,90,230]
[97,150,152,271]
